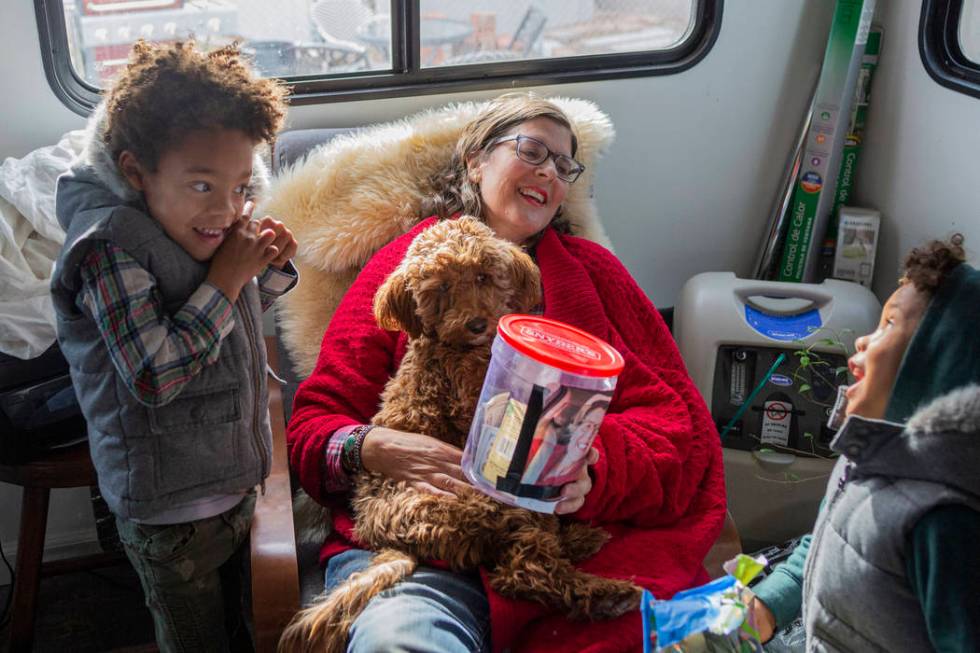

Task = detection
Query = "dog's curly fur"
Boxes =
[278,218,641,653]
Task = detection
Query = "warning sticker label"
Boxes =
[761,400,792,446]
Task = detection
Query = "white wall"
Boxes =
[1,3,82,160]
[3,0,979,575]
[854,0,980,299]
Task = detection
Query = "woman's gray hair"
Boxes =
[422,93,578,235]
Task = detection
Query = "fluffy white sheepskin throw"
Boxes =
[262,97,615,377]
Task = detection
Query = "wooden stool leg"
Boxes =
[7,485,50,653]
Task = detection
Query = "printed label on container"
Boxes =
[517,325,602,360]
[480,397,527,481]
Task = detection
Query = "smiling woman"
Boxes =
[284,92,726,653]
[466,116,575,245]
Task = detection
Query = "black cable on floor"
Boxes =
[0,537,15,629]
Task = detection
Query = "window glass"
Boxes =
[419,0,695,67]
[61,0,391,86]
[44,0,715,110]
[960,0,980,64]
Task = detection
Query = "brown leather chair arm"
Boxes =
[251,336,301,652]
[703,509,742,579]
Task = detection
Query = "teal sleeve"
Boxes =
[907,504,980,653]
[751,534,811,630]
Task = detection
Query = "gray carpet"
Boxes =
[0,561,157,652]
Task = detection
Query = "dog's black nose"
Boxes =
[466,318,488,334]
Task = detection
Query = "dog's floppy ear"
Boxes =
[511,250,543,313]
[374,268,423,337]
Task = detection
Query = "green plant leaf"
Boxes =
[835,366,849,376]
[799,383,812,393]
[740,624,762,644]
[803,431,814,440]
[800,355,810,366]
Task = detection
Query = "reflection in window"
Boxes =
[960,0,980,64]
[62,0,391,86]
[44,0,714,107]
[420,0,695,67]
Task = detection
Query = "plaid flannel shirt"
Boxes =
[78,240,295,407]
[324,424,357,492]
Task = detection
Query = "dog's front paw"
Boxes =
[571,578,643,621]
[559,522,610,563]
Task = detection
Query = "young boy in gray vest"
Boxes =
[50,40,295,652]
[746,235,980,652]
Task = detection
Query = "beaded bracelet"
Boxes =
[341,424,375,475]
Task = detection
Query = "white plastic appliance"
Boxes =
[674,272,880,547]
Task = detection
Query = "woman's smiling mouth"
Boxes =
[519,186,548,206]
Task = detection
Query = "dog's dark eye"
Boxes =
[439,281,450,292]
[475,273,488,284]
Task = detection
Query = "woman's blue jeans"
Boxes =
[325,548,491,652]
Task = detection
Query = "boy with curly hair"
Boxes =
[50,40,295,652]
[747,235,980,652]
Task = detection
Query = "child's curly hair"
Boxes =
[901,233,966,294]
[103,40,288,170]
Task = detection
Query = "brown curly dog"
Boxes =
[279,217,642,653]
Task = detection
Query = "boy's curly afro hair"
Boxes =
[901,233,966,294]
[103,40,288,170]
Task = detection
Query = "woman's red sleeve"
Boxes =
[286,249,402,505]
[571,245,725,529]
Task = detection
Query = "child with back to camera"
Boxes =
[50,40,296,652]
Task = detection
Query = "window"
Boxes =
[961,0,980,62]
[920,0,980,99]
[37,0,721,115]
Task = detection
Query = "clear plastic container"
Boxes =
[462,315,624,512]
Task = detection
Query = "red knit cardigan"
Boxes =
[287,218,726,652]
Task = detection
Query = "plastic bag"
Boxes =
[642,554,768,652]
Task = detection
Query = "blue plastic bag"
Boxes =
[642,555,767,652]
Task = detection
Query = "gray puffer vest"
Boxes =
[803,385,980,652]
[49,106,273,520]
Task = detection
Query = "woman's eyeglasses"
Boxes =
[489,135,585,183]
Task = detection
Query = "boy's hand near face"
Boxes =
[207,201,293,302]
[251,214,297,269]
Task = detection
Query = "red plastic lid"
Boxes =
[497,315,625,378]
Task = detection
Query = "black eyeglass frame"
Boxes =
[489,135,586,183]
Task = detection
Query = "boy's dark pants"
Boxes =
[115,492,256,653]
